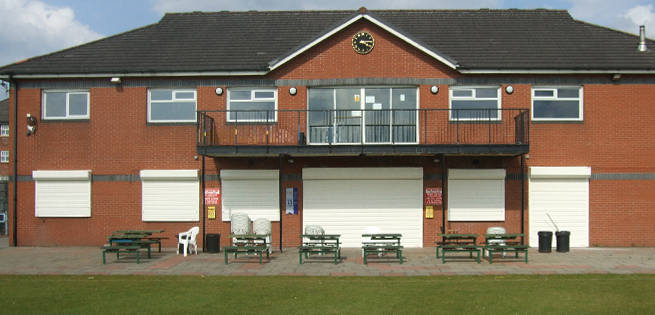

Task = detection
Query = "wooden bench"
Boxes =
[438,245,483,263]
[297,245,341,264]
[223,245,269,264]
[362,245,403,265]
[143,237,169,252]
[485,244,529,264]
[110,240,156,258]
[100,245,142,264]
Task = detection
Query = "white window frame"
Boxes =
[449,86,502,121]
[0,125,8,136]
[33,170,92,217]
[140,170,200,222]
[42,90,90,120]
[447,169,506,221]
[147,89,198,123]
[227,88,278,122]
[532,86,583,121]
[0,151,7,163]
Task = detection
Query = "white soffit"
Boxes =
[268,14,459,72]
[140,170,199,181]
[529,167,592,179]
[32,170,91,181]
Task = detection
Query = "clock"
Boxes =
[352,31,375,54]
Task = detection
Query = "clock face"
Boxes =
[352,31,375,54]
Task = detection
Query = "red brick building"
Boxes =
[1,8,654,248]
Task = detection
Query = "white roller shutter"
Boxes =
[221,170,279,221]
[303,168,423,248]
[33,170,91,217]
[141,170,199,222]
[529,167,590,248]
[448,169,506,221]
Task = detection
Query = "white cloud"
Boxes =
[0,0,103,67]
[621,5,655,36]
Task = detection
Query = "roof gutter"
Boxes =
[0,70,269,80]
[459,69,655,74]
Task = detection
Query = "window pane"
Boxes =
[308,89,333,126]
[534,90,554,97]
[452,90,472,97]
[476,88,498,98]
[151,90,173,101]
[534,100,580,119]
[335,89,361,110]
[254,91,274,99]
[150,102,196,121]
[175,92,195,99]
[69,94,88,116]
[45,92,67,118]
[558,89,579,98]
[392,88,417,126]
[452,100,498,119]
[230,91,252,100]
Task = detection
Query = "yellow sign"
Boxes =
[425,205,434,219]
[208,206,216,220]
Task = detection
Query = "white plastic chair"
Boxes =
[177,226,199,257]
[362,226,383,256]
[230,213,252,235]
[486,226,507,258]
[253,218,272,254]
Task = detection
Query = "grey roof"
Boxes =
[1,8,654,76]
[0,99,9,123]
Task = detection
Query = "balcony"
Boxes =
[197,109,529,157]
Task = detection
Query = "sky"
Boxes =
[1,0,655,99]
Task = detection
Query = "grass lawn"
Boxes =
[1,274,654,314]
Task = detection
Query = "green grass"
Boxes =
[1,274,654,314]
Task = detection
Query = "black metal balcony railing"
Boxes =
[197,108,529,151]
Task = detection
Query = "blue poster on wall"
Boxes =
[286,188,298,215]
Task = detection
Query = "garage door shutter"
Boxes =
[303,168,423,248]
[141,170,200,222]
[529,167,590,248]
[221,170,279,221]
[448,169,506,221]
[33,170,92,217]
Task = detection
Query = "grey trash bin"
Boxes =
[538,231,553,253]
[206,234,221,253]
[556,231,570,253]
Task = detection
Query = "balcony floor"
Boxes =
[197,144,529,157]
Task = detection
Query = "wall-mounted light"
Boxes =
[110,77,121,84]
[505,85,514,94]
[289,87,297,95]
[215,87,224,95]
[27,113,37,135]
[612,74,621,81]
[434,158,440,164]
[288,158,294,165]
[430,86,439,94]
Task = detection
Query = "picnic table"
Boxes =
[435,233,483,263]
[223,234,270,264]
[298,234,341,264]
[483,233,529,264]
[361,233,403,265]
[114,230,168,252]
[102,231,165,264]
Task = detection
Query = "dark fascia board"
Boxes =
[268,10,459,72]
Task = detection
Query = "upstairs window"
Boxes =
[449,87,501,121]
[0,151,7,163]
[43,90,89,120]
[227,88,277,122]
[532,87,583,121]
[148,89,197,123]
[0,125,8,136]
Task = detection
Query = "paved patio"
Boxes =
[1,237,654,276]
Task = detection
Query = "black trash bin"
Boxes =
[538,231,553,253]
[206,233,221,253]
[556,231,570,253]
